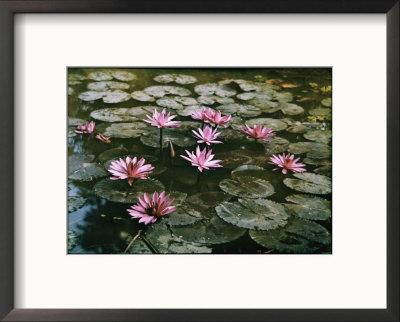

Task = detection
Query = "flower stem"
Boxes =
[197,171,201,185]
[159,128,163,159]
[141,234,159,254]
[124,229,142,253]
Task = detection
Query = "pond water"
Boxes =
[68,68,332,254]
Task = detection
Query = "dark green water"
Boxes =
[68,68,332,254]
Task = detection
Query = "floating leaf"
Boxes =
[68,154,107,181]
[281,103,304,115]
[173,96,197,105]
[145,223,211,253]
[69,73,86,82]
[125,239,153,254]
[87,81,130,91]
[94,178,165,203]
[131,91,156,102]
[154,74,197,85]
[68,230,80,252]
[288,141,331,159]
[102,90,131,104]
[215,150,268,168]
[197,95,234,105]
[78,91,106,101]
[144,85,191,98]
[91,106,156,122]
[245,118,287,131]
[177,104,203,117]
[88,71,113,81]
[156,97,183,109]
[249,96,281,114]
[249,217,331,253]
[96,122,148,139]
[273,91,293,103]
[163,206,202,226]
[219,176,274,199]
[309,107,332,120]
[216,103,261,118]
[286,123,309,134]
[263,136,290,154]
[194,83,236,97]
[237,92,256,100]
[111,71,137,81]
[140,129,196,148]
[98,147,129,162]
[285,194,331,221]
[231,165,270,181]
[283,173,332,194]
[171,213,245,245]
[304,129,332,144]
[321,97,332,107]
[215,198,289,230]
[186,191,232,213]
[68,117,86,126]
[68,196,86,213]
[68,87,75,95]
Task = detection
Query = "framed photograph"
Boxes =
[1,1,398,321]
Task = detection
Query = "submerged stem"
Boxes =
[124,229,142,253]
[141,234,159,254]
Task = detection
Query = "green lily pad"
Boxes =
[245,118,287,131]
[219,176,274,199]
[68,87,75,95]
[88,71,113,81]
[87,81,130,91]
[94,178,165,203]
[285,194,331,221]
[68,117,86,126]
[321,97,332,107]
[154,74,197,85]
[131,91,156,102]
[68,154,107,181]
[145,223,211,253]
[194,83,236,97]
[173,96,197,105]
[304,129,332,144]
[215,150,268,168]
[185,191,232,213]
[217,128,244,141]
[288,142,331,159]
[69,73,86,82]
[163,205,203,226]
[140,129,196,148]
[215,198,289,230]
[111,71,137,81]
[96,122,148,139]
[273,91,293,103]
[237,92,256,100]
[156,98,183,109]
[283,173,332,194]
[281,103,304,115]
[98,147,129,162]
[125,239,153,254]
[314,165,332,176]
[249,217,331,253]
[286,123,309,134]
[144,85,191,98]
[177,104,203,117]
[217,103,261,118]
[78,91,106,101]
[68,196,86,213]
[102,90,131,104]
[171,213,245,245]
[231,165,270,181]
[249,97,281,114]
[197,95,234,105]
[309,107,332,120]
[91,106,156,122]
[263,136,290,154]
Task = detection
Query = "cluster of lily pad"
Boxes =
[68,70,332,254]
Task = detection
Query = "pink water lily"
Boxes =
[180,145,223,172]
[75,121,95,134]
[269,153,307,174]
[239,124,275,142]
[191,107,215,123]
[95,133,111,143]
[192,125,222,145]
[144,108,181,128]
[127,191,177,225]
[207,110,231,127]
[108,157,154,186]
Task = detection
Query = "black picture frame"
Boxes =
[0,1,398,321]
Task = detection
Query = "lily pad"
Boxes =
[171,213,245,245]
[78,91,106,102]
[163,206,203,226]
[154,74,197,85]
[94,178,165,203]
[111,71,137,81]
[102,90,131,104]
[219,176,274,199]
[68,154,107,181]
[231,165,271,181]
[237,92,256,101]
[145,223,211,253]
[197,95,234,105]
[173,96,197,105]
[321,97,332,107]
[87,81,130,91]
[68,117,86,126]
[144,85,191,98]
[140,129,196,148]
[88,71,113,81]
[309,107,332,120]
[68,196,86,213]
[281,103,304,115]
[98,147,129,162]
[273,91,293,103]
[215,150,268,168]
[286,123,309,134]
[263,136,290,154]
[156,97,183,109]
[249,217,331,253]
[125,239,153,254]
[96,122,148,139]
[285,194,331,221]
[288,142,331,159]
[283,173,332,194]
[215,198,289,230]
[245,118,287,131]
[185,191,232,213]
[194,83,236,97]
[69,73,86,82]
[304,129,332,144]
[216,103,261,118]
[131,91,156,102]
[177,104,204,117]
